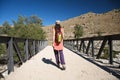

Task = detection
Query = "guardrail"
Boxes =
[64,34,120,65]
[0,36,48,74]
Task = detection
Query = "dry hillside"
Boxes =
[42,9,120,44]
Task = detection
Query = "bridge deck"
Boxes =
[5,46,118,80]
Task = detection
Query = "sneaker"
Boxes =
[62,65,66,70]
[57,63,60,68]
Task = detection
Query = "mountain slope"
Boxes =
[42,9,120,43]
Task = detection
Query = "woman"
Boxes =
[53,20,66,70]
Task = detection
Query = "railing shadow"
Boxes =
[0,36,48,75]
[65,47,120,79]
[64,34,120,79]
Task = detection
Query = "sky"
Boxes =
[0,0,120,26]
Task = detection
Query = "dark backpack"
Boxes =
[55,28,63,44]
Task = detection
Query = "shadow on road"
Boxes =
[42,58,62,70]
[65,47,120,79]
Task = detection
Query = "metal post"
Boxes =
[36,41,39,53]
[108,39,113,64]
[77,39,78,50]
[25,39,29,61]
[91,39,94,59]
[79,40,82,52]
[7,38,14,74]
[33,40,35,55]
[83,40,85,53]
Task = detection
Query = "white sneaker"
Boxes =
[62,65,66,70]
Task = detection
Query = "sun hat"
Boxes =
[55,20,60,24]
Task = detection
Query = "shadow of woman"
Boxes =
[42,58,62,70]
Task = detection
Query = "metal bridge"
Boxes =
[0,34,120,80]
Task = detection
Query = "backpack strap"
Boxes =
[55,28,63,43]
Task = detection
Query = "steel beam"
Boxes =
[7,38,14,74]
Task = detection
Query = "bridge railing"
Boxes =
[64,34,120,65]
[0,36,48,74]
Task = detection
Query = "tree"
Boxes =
[29,15,42,25]
[73,24,83,39]
[8,15,46,40]
[2,21,11,34]
[0,15,46,59]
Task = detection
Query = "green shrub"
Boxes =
[0,44,6,58]
[73,24,83,39]
[101,47,119,59]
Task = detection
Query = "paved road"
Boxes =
[5,46,118,80]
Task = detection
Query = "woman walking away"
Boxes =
[53,20,66,70]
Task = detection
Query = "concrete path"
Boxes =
[5,46,118,80]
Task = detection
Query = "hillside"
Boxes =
[42,9,120,44]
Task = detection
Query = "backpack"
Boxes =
[55,28,63,44]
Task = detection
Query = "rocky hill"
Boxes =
[42,9,120,44]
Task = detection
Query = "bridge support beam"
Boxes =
[91,40,94,59]
[85,40,91,55]
[96,39,107,59]
[13,42,23,63]
[108,39,113,64]
[7,38,14,74]
[25,39,29,61]
[32,40,35,55]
